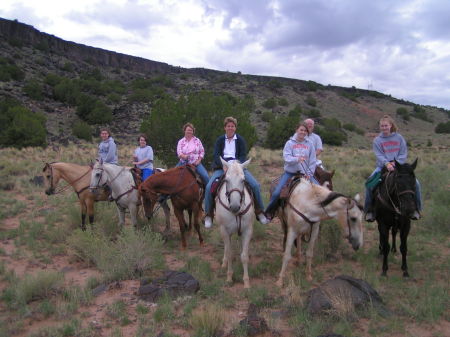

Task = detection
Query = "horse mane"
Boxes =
[319,191,347,207]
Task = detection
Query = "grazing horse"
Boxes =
[43,162,109,230]
[314,166,335,190]
[139,164,203,249]
[215,159,255,289]
[90,160,170,230]
[374,159,418,277]
[276,179,363,287]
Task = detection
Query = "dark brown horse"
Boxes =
[374,159,418,277]
[140,165,203,249]
[314,166,335,190]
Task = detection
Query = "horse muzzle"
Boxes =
[45,188,54,195]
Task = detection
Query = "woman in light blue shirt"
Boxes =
[133,135,154,181]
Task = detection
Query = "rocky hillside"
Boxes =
[1,17,449,148]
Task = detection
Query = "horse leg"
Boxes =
[86,198,95,225]
[391,227,398,253]
[116,204,125,229]
[187,209,193,231]
[400,221,411,277]
[129,204,138,229]
[220,229,233,284]
[276,228,297,287]
[161,200,171,235]
[80,201,87,231]
[173,207,187,249]
[294,233,302,266]
[241,226,253,289]
[305,223,320,282]
[192,206,203,246]
[378,223,390,276]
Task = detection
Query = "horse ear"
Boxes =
[220,157,229,168]
[411,158,418,170]
[242,158,251,168]
[330,170,335,178]
[394,159,401,167]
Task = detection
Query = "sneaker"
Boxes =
[204,216,213,228]
[365,212,375,222]
[410,210,421,220]
[257,213,270,225]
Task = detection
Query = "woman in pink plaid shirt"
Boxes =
[176,123,210,186]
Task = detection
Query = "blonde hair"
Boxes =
[380,115,398,133]
[223,116,237,127]
[183,122,195,134]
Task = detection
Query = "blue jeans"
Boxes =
[204,169,265,215]
[265,172,319,214]
[141,168,153,181]
[175,161,210,186]
[364,167,422,212]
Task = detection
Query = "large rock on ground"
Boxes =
[306,275,385,315]
[137,270,199,302]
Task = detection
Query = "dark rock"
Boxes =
[92,284,108,296]
[30,175,44,186]
[137,270,199,302]
[236,303,269,336]
[306,275,386,316]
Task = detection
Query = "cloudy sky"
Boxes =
[1,0,450,109]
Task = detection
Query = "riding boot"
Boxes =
[410,210,421,220]
[256,211,270,224]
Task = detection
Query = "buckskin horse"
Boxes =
[215,158,255,288]
[43,162,109,230]
[276,178,363,287]
[90,160,170,230]
[139,164,203,249]
[374,159,418,277]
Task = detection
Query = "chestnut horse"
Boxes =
[140,165,203,249]
[314,166,335,190]
[43,162,109,230]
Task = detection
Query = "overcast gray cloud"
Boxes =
[1,0,450,109]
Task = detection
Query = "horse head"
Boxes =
[139,176,159,219]
[43,162,58,195]
[89,160,107,194]
[391,158,418,217]
[344,194,364,251]
[220,158,250,214]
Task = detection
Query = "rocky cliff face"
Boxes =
[0,18,173,74]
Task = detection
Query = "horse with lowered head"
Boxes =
[43,162,109,230]
[277,179,363,287]
[140,164,203,249]
[374,159,418,277]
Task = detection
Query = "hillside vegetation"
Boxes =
[1,18,449,158]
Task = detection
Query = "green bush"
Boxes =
[265,115,298,149]
[141,91,257,167]
[53,78,81,105]
[435,121,450,134]
[44,73,63,87]
[72,120,93,141]
[129,87,166,103]
[305,95,317,107]
[76,94,112,124]
[261,111,274,123]
[411,105,432,122]
[278,97,289,106]
[0,98,47,148]
[305,80,322,91]
[262,97,277,109]
[307,109,321,118]
[61,62,74,72]
[267,79,282,90]
[396,107,410,120]
[23,79,44,100]
[0,58,25,82]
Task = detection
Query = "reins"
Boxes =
[377,171,416,215]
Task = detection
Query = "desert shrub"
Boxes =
[396,107,409,119]
[262,97,277,109]
[305,95,317,106]
[315,118,347,146]
[72,120,92,141]
[411,105,432,122]
[53,78,81,105]
[107,93,122,104]
[265,115,298,149]
[23,79,44,100]
[189,304,224,337]
[104,79,126,94]
[61,62,74,72]
[0,99,47,148]
[343,123,364,135]
[278,97,289,106]
[76,94,112,124]
[0,58,25,82]
[35,40,50,52]
[267,79,282,90]
[129,87,166,103]
[307,109,321,118]
[435,121,450,134]
[289,104,303,118]
[44,73,63,87]
[261,111,274,123]
[141,91,257,167]
[8,38,23,48]
[340,91,360,102]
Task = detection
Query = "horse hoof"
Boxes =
[275,279,283,288]
[403,271,410,278]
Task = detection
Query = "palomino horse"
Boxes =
[314,166,335,190]
[89,160,170,230]
[276,179,363,287]
[216,158,255,288]
[140,164,203,249]
[374,159,418,277]
[43,162,109,230]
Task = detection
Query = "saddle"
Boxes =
[270,173,304,203]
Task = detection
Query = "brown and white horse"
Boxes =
[276,179,363,287]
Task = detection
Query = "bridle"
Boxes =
[217,171,252,236]
[379,171,415,215]
[45,163,91,196]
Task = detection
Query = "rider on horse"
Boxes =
[364,115,422,222]
[204,116,269,228]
